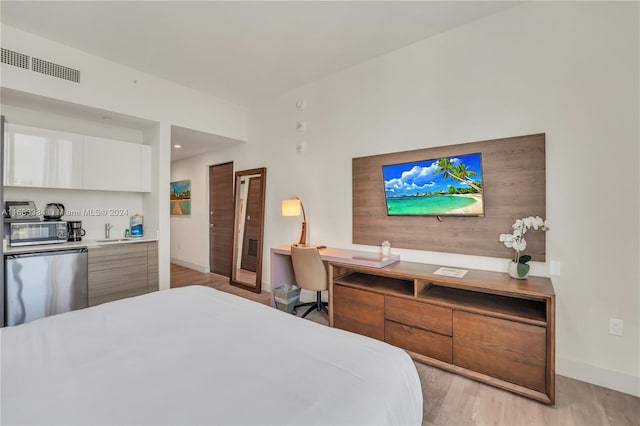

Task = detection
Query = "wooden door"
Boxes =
[209,162,234,276]
[240,176,262,272]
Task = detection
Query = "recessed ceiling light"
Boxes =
[173,144,182,148]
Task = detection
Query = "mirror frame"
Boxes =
[230,167,266,293]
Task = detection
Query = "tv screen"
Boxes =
[382,152,484,216]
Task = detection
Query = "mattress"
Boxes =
[1,285,423,425]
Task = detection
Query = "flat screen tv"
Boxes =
[382,152,484,216]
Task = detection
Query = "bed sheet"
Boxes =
[1,285,422,425]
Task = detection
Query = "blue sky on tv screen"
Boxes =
[382,153,483,197]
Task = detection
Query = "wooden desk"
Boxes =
[270,245,400,291]
[328,259,555,404]
[271,245,555,403]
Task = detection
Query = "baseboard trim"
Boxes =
[170,258,209,273]
[557,356,640,397]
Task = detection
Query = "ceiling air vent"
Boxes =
[32,57,80,83]
[1,48,30,69]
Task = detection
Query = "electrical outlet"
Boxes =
[609,318,623,336]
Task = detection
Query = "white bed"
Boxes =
[1,285,423,425]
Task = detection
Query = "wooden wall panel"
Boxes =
[352,134,546,261]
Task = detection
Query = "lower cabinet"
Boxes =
[147,241,159,292]
[88,241,159,306]
[330,263,555,404]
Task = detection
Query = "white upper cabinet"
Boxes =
[4,124,84,189]
[3,124,152,192]
[82,135,140,191]
[83,136,151,192]
[139,145,152,192]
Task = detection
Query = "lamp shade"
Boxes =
[281,199,301,217]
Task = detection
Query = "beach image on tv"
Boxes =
[382,153,484,216]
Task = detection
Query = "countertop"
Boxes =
[3,237,158,255]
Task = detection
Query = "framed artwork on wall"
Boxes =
[170,180,191,215]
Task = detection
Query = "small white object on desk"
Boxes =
[381,240,391,256]
[434,267,468,278]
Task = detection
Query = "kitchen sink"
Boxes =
[95,238,132,243]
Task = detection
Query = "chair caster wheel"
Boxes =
[292,309,297,315]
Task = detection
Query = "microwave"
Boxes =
[9,221,69,247]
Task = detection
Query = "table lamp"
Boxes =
[281,196,307,246]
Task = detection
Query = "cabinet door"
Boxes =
[88,264,148,306]
[140,145,152,192]
[453,311,547,392]
[83,135,142,191]
[88,244,149,305]
[147,242,159,292]
[4,123,83,189]
[333,285,384,340]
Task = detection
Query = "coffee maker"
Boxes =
[67,221,86,241]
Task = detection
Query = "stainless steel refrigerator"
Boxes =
[4,248,88,326]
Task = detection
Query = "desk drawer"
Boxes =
[385,295,452,336]
[453,311,546,392]
[385,320,452,363]
[334,284,384,341]
[88,244,148,272]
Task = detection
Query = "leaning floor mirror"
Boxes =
[230,167,266,293]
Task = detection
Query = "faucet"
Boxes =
[105,223,113,239]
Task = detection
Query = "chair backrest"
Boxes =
[290,246,328,292]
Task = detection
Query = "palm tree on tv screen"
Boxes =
[435,157,482,193]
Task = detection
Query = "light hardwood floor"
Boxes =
[170,263,639,426]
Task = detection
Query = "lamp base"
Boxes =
[298,221,307,246]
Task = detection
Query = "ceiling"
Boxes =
[1,1,517,161]
[1,1,517,108]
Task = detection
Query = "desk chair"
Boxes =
[291,246,329,318]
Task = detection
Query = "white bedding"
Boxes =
[1,285,423,425]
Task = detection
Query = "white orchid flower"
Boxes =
[500,216,549,264]
[499,233,513,242]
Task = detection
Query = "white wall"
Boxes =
[171,2,639,396]
[169,157,211,271]
[1,25,248,142]
[1,24,249,290]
